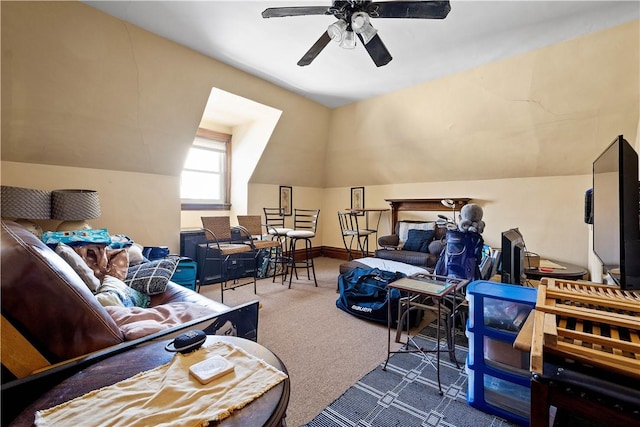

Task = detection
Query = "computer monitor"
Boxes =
[592,135,640,289]
[501,228,525,285]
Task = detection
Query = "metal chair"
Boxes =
[199,216,255,302]
[262,208,292,283]
[286,209,320,288]
[338,211,375,260]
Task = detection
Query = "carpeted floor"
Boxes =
[305,329,518,427]
[198,257,521,426]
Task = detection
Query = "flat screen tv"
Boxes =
[501,228,525,285]
[592,135,640,289]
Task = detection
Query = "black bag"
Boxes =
[435,230,485,281]
[336,267,421,328]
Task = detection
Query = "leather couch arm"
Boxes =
[378,234,400,249]
[150,282,228,312]
[1,221,124,371]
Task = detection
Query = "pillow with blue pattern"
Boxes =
[125,257,178,295]
[402,229,436,253]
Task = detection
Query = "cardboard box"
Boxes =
[525,252,540,268]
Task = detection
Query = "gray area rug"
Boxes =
[305,327,517,427]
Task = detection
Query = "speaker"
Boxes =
[584,188,593,224]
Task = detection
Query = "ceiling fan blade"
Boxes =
[297,31,332,66]
[367,1,451,19]
[357,33,392,67]
[262,6,331,18]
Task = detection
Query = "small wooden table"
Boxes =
[9,336,290,427]
[384,274,468,395]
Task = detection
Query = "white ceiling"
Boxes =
[85,1,639,109]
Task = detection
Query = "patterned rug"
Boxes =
[305,327,517,427]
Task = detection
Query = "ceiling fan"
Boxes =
[262,1,451,67]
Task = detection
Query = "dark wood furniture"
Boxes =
[524,260,588,281]
[384,198,470,231]
[9,336,290,427]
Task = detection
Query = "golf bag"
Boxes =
[435,230,485,281]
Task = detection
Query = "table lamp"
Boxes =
[440,199,457,224]
[1,186,52,237]
[51,189,101,231]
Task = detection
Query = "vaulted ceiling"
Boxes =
[85,1,639,109]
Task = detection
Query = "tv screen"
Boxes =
[501,228,525,285]
[592,135,640,289]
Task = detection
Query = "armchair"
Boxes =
[375,220,447,269]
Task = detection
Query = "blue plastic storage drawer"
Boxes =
[172,258,197,290]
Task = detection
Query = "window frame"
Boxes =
[181,128,231,211]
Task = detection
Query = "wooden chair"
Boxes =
[237,215,282,280]
[199,216,255,302]
[286,209,320,288]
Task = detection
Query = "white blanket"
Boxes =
[353,257,429,276]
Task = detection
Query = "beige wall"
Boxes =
[1,161,181,250]
[1,1,329,248]
[320,175,591,268]
[2,2,638,275]
[325,20,639,187]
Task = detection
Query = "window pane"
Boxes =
[184,147,222,172]
[180,170,221,200]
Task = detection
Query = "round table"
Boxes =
[525,261,588,281]
[9,336,289,427]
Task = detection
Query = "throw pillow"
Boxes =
[125,257,179,295]
[397,221,436,244]
[73,244,129,282]
[95,275,150,308]
[402,229,435,252]
[127,243,145,266]
[55,242,101,293]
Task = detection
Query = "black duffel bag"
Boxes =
[336,267,421,328]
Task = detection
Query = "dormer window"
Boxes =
[180,128,231,210]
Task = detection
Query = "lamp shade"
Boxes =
[328,19,347,42]
[1,186,51,220]
[51,189,101,221]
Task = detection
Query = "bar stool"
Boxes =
[286,209,320,288]
[337,211,374,260]
[263,207,292,284]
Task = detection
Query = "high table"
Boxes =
[345,208,389,253]
[9,336,290,427]
[384,274,468,395]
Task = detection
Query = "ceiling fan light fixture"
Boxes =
[351,12,378,44]
[339,30,356,49]
[327,19,347,42]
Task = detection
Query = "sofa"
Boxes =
[374,220,447,269]
[1,221,258,423]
